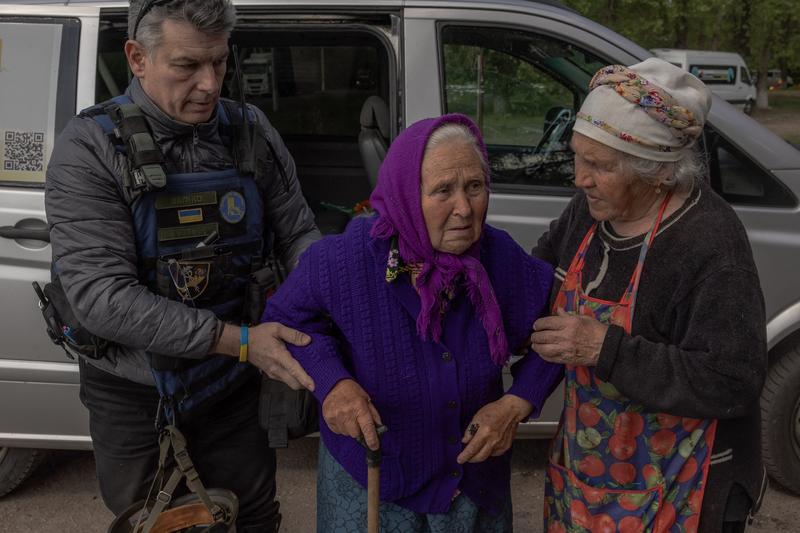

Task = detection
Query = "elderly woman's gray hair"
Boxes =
[424,122,490,176]
[129,0,236,52]
[618,146,706,194]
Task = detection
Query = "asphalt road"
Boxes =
[0,439,798,532]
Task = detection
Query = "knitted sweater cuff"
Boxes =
[507,358,563,419]
[596,324,624,381]
[303,354,353,403]
[507,380,548,419]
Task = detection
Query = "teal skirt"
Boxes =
[316,441,512,533]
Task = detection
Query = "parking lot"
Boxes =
[0,438,800,533]
[751,90,800,146]
[0,438,798,532]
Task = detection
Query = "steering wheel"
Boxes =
[535,107,574,155]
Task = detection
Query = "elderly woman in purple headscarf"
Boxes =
[265,113,561,531]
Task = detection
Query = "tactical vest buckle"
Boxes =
[132,163,167,190]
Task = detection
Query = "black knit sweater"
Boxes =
[533,178,767,530]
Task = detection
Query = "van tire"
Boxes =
[0,447,46,498]
[761,345,800,494]
[744,99,754,115]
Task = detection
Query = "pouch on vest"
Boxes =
[245,254,283,325]
[252,255,319,448]
[258,376,319,448]
[32,279,108,360]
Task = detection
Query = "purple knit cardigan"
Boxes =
[264,216,562,515]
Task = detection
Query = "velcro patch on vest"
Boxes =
[219,191,246,224]
[178,207,204,224]
[170,260,211,301]
[158,223,219,243]
[155,191,218,210]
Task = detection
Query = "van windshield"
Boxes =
[739,66,752,85]
[690,65,736,84]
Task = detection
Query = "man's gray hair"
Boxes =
[129,0,236,52]
[618,146,705,194]
[424,122,489,176]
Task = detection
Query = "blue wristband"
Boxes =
[239,325,249,363]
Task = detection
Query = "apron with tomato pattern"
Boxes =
[543,193,717,533]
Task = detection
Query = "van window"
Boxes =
[94,11,394,232]
[0,17,80,185]
[739,67,752,85]
[95,26,389,140]
[690,65,736,85]
[228,35,388,139]
[705,128,796,207]
[439,24,606,192]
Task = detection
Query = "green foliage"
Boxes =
[444,45,572,116]
[561,0,800,79]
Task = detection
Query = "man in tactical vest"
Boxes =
[44,1,320,530]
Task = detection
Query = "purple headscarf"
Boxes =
[369,114,509,366]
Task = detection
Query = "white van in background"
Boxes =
[241,51,273,96]
[653,48,757,114]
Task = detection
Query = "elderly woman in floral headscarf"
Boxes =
[265,113,561,532]
[530,57,767,533]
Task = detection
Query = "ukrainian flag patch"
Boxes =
[178,207,204,224]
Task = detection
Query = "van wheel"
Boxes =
[761,345,800,494]
[0,447,45,498]
[744,99,754,115]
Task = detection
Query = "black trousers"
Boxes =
[79,358,280,532]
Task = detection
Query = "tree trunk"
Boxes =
[604,0,616,26]
[756,46,771,109]
[710,2,729,50]
[674,0,691,48]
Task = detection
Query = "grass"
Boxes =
[749,89,800,145]
[782,133,800,145]
[766,89,800,111]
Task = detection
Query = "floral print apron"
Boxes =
[544,193,717,533]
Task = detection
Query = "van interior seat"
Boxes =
[358,95,390,189]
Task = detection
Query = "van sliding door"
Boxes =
[0,4,99,449]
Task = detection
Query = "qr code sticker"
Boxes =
[4,131,45,172]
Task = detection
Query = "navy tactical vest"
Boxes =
[84,95,272,417]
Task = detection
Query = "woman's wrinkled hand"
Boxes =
[530,308,608,366]
[457,394,533,464]
[322,379,383,450]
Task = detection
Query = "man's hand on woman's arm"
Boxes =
[212,322,315,391]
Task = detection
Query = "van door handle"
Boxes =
[0,226,50,242]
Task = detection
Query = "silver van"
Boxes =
[1,0,799,498]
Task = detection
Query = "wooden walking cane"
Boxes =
[359,424,388,533]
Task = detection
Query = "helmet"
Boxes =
[108,488,238,533]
